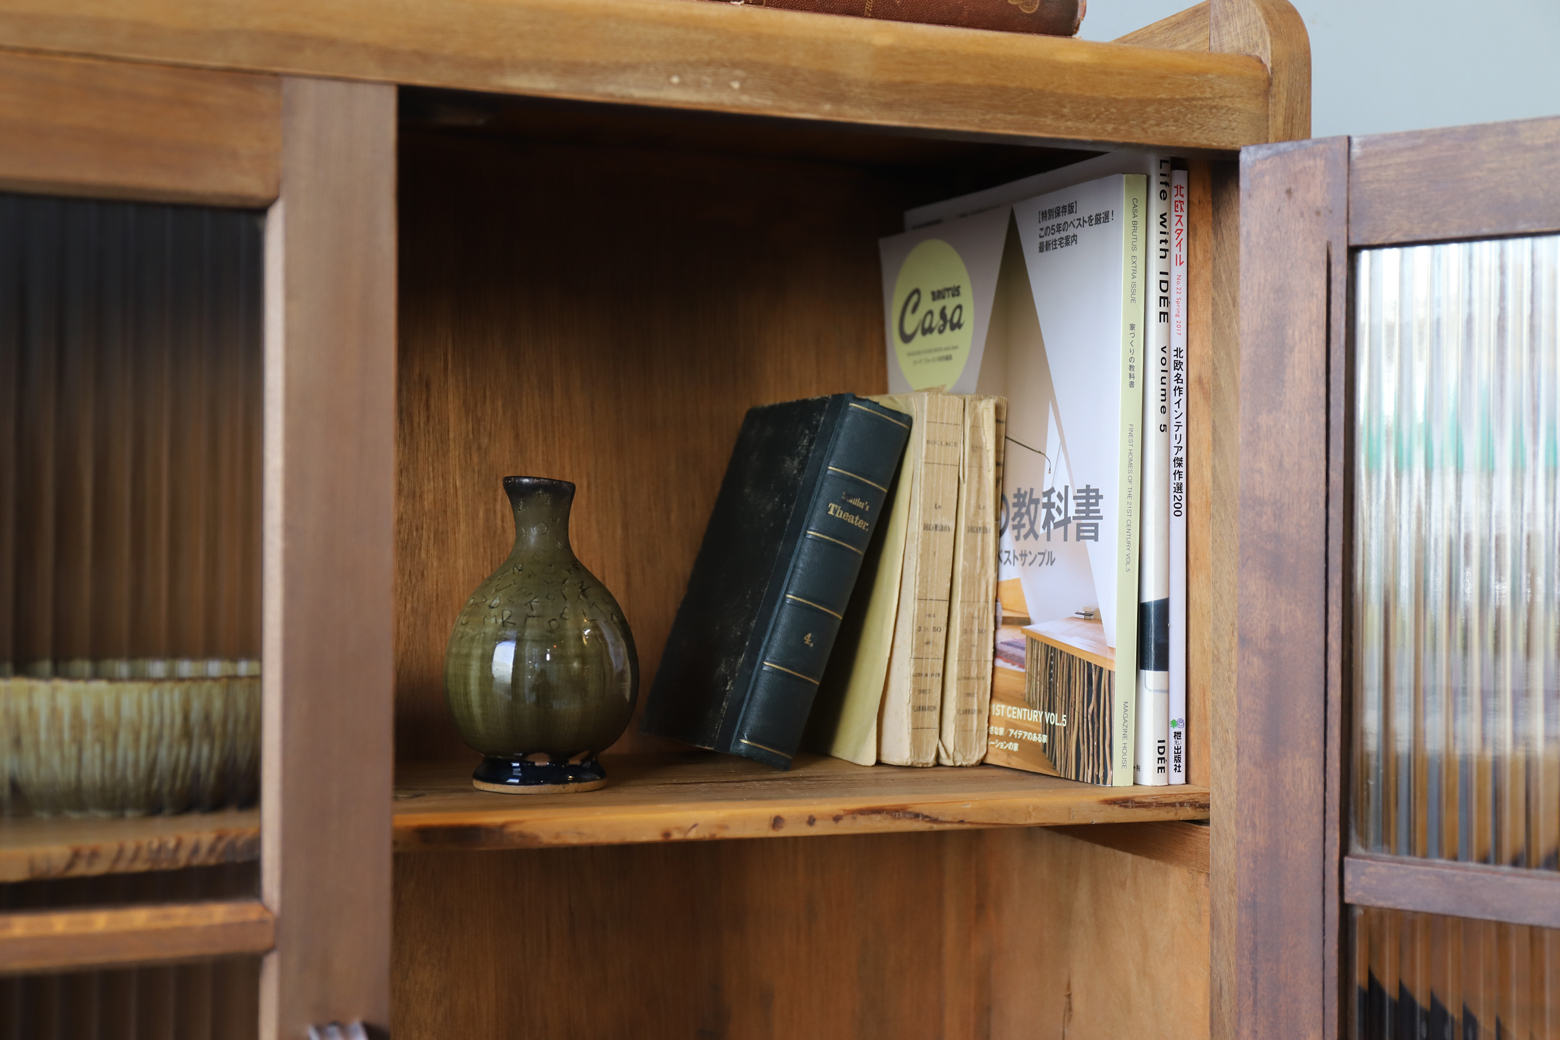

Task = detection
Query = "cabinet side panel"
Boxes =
[393,835,957,1040]
[393,829,1206,1040]
[984,827,1210,1040]
[1186,157,1215,790]
[1208,158,1240,1040]
[1232,137,1346,1040]
[261,77,396,1037]
[1209,0,1311,143]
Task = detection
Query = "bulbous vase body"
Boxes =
[443,477,638,793]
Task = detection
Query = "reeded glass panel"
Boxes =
[0,866,260,1028]
[1353,236,1560,868]
[0,956,260,1039]
[1353,906,1560,1040]
[0,194,264,817]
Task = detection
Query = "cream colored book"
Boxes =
[805,398,915,766]
[936,395,1005,766]
[876,391,963,767]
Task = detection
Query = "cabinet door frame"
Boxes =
[0,51,396,1040]
[1233,114,1560,1040]
[260,74,396,1040]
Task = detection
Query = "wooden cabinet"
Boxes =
[0,2,1323,1037]
[0,58,394,1038]
[1230,117,1560,1040]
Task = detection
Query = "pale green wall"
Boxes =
[1077,0,1560,139]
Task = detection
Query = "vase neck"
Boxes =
[504,477,575,558]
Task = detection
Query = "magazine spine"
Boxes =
[1112,174,1147,786]
[1168,168,1190,785]
[1134,159,1173,787]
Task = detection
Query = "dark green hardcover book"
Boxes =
[640,394,911,769]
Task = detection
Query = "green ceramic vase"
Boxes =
[443,477,638,793]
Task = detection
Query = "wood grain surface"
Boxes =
[0,810,260,883]
[1349,115,1560,247]
[985,826,1211,1040]
[393,825,1210,1040]
[1344,854,1560,931]
[1210,0,1310,142]
[0,0,1272,152]
[1231,136,1345,1040]
[1186,158,1217,790]
[393,754,1211,850]
[1322,133,1351,1040]
[395,128,910,762]
[0,901,274,974]
[1207,158,1240,1040]
[1116,1,1209,50]
[399,88,1092,194]
[1052,819,1211,872]
[0,50,278,206]
[261,76,396,1037]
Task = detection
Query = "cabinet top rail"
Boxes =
[0,0,1270,152]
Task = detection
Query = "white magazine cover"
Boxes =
[904,152,1169,231]
[879,171,1146,783]
[879,205,1010,396]
[1001,175,1142,658]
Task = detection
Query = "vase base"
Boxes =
[471,754,607,795]
[471,776,608,795]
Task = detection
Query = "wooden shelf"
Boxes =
[0,809,261,883]
[2,0,1270,153]
[0,899,274,974]
[392,752,1210,850]
[0,754,1211,877]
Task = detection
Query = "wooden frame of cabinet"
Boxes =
[0,1,1316,1036]
[0,53,396,1037]
[1236,114,1560,1040]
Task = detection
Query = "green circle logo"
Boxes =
[891,239,974,390]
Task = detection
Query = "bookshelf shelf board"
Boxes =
[0,809,261,883]
[5,0,1269,153]
[392,752,1210,850]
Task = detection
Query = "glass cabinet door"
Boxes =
[1,193,264,820]
[0,53,395,1040]
[0,193,266,1038]
[1351,235,1560,1038]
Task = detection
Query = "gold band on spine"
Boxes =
[826,466,888,493]
[806,529,863,554]
[761,661,820,685]
[785,594,843,620]
[738,738,793,759]
[850,401,910,429]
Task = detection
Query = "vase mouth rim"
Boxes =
[503,476,576,494]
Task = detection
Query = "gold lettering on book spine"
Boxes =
[826,502,870,531]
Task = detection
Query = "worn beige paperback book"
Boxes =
[937,395,1006,765]
[876,391,963,767]
[806,392,962,766]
